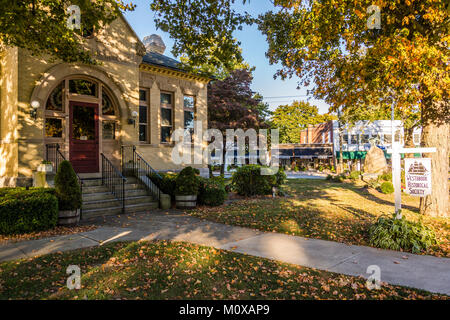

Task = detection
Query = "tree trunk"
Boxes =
[419,99,449,217]
[220,141,226,177]
[403,126,415,158]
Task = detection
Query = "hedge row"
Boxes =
[0,189,58,235]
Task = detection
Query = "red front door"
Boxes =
[69,101,99,173]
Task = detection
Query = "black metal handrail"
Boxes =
[45,143,84,218]
[121,145,161,201]
[101,153,127,213]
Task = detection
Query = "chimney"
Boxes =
[142,34,166,55]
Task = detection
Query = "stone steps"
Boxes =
[80,178,159,220]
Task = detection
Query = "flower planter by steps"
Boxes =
[58,209,80,226]
[175,195,197,209]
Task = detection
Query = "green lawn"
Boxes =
[0,241,446,300]
[191,179,450,257]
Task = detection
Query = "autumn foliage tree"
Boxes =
[0,0,135,64]
[208,69,268,175]
[258,0,449,217]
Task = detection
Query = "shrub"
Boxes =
[378,172,392,182]
[198,178,227,206]
[149,172,178,199]
[0,189,58,234]
[318,165,324,172]
[175,166,200,196]
[331,175,344,183]
[54,160,82,211]
[231,165,281,196]
[326,174,333,180]
[369,212,438,254]
[275,167,287,187]
[366,179,381,190]
[349,171,361,180]
[0,187,55,198]
[380,181,394,194]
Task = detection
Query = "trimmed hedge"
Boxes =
[231,165,285,196]
[198,177,227,206]
[0,189,58,234]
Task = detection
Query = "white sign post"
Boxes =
[386,147,436,219]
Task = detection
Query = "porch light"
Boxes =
[30,100,40,120]
[129,110,138,127]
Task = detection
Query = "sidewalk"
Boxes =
[1,211,449,295]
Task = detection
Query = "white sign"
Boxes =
[405,158,432,197]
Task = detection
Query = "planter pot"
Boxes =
[175,195,197,209]
[58,209,80,226]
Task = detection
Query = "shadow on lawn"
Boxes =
[288,179,418,214]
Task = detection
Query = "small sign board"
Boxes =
[404,158,432,197]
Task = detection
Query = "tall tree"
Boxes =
[258,1,449,217]
[208,69,268,175]
[151,0,253,72]
[272,100,335,143]
[0,0,135,64]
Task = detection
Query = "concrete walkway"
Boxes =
[1,211,449,295]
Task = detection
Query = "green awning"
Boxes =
[336,151,422,160]
[335,151,367,160]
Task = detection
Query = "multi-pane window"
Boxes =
[161,92,173,143]
[361,134,370,144]
[45,118,63,138]
[413,133,420,145]
[384,134,392,144]
[69,79,97,97]
[183,96,195,142]
[343,134,349,144]
[350,134,358,145]
[139,89,149,142]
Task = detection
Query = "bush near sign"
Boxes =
[405,158,432,197]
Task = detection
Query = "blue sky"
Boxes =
[123,0,330,114]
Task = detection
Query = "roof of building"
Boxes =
[142,51,185,72]
[141,51,213,81]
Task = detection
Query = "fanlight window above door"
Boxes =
[46,82,64,111]
[69,79,97,97]
[102,91,115,115]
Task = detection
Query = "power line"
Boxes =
[263,95,309,99]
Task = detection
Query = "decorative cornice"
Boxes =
[139,64,211,84]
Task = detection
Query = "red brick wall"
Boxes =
[300,121,333,144]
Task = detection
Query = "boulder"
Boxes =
[364,146,388,175]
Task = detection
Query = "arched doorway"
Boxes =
[44,76,120,173]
